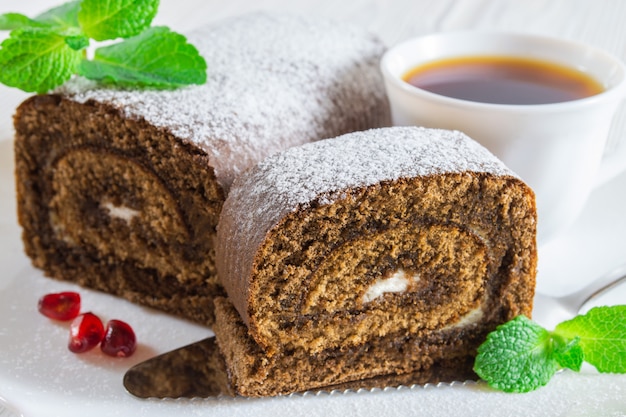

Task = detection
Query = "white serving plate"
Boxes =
[1,1,625,414]
[2,121,626,417]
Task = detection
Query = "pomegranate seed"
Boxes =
[101,320,137,358]
[38,292,81,321]
[68,312,105,353]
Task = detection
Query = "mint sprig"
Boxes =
[0,0,206,93]
[474,306,626,393]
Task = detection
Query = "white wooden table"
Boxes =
[1,1,625,416]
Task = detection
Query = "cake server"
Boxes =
[122,336,476,398]
[123,264,626,399]
[123,336,234,398]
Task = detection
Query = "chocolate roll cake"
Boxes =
[13,12,390,324]
[215,126,537,396]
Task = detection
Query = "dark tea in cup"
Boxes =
[403,56,604,105]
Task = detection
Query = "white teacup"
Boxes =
[381,31,626,244]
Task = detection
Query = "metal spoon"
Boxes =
[533,263,626,327]
[0,397,22,417]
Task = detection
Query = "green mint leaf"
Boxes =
[64,35,89,51]
[0,28,82,93]
[78,0,160,41]
[78,26,207,88]
[554,305,626,373]
[552,336,584,372]
[473,315,558,393]
[0,13,47,31]
[1,2,81,32]
[34,1,81,30]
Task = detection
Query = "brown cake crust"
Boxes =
[214,296,479,397]
[13,13,390,324]
[214,126,536,394]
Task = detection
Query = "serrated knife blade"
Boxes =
[123,336,477,399]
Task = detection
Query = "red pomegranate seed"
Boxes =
[101,320,137,358]
[38,292,81,321]
[68,312,105,353]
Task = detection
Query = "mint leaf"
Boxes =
[0,13,47,31]
[1,2,81,32]
[555,305,626,373]
[474,316,559,393]
[78,26,207,88]
[34,1,81,30]
[552,336,584,372]
[0,28,82,93]
[64,35,89,51]
[78,0,160,41]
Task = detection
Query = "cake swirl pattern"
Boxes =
[215,127,537,395]
[13,13,390,324]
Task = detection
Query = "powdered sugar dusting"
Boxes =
[57,12,389,191]
[222,126,516,256]
[240,126,514,208]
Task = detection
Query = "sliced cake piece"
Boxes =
[13,12,390,325]
[215,126,537,396]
